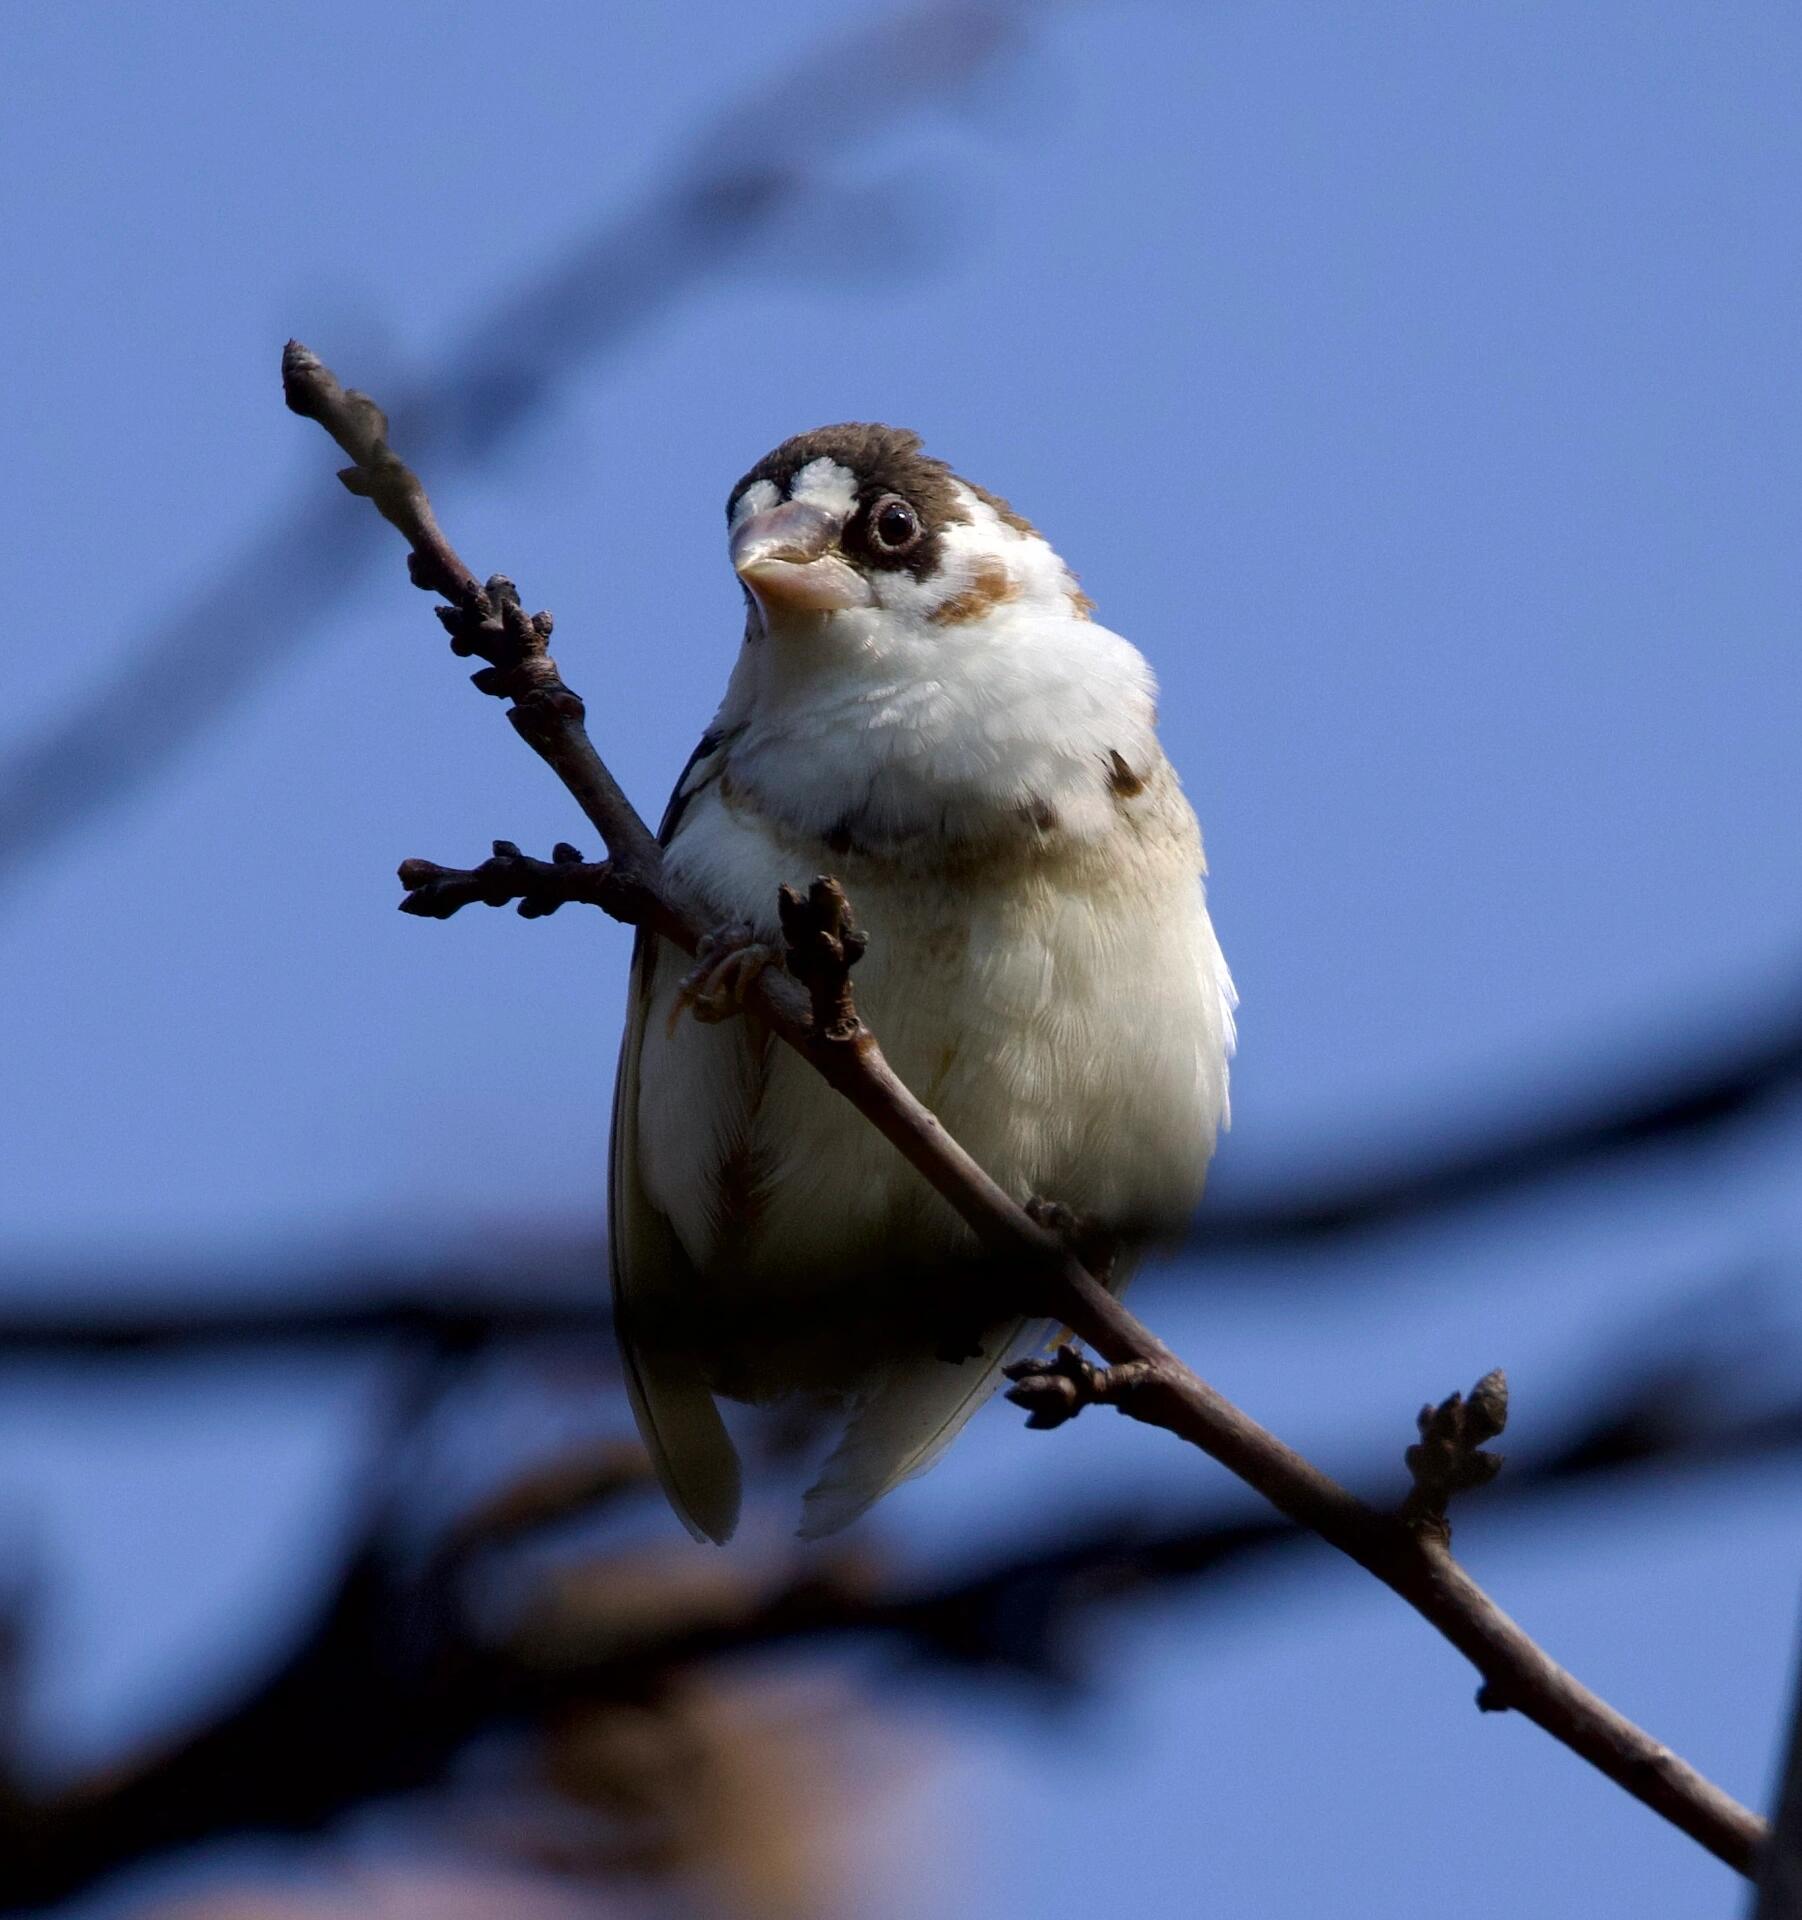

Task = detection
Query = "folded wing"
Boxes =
[607,731,746,1544]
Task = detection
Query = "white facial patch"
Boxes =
[952,484,1029,545]
[787,458,859,519]
[933,483,1073,612]
[729,478,780,530]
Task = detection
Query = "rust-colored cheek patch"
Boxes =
[929,557,1019,626]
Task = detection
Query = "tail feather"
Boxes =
[797,1318,1045,1540]
[620,1336,743,1545]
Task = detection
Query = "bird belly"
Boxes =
[633,787,1228,1403]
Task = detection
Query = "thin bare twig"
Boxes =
[284,343,1767,1876]
[398,840,611,921]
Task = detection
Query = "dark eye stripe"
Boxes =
[727,425,1001,582]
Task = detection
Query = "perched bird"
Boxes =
[610,425,1235,1542]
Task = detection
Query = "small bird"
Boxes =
[610,425,1235,1542]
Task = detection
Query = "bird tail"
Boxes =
[619,1332,743,1545]
[796,1317,1045,1540]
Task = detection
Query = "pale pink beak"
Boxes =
[731,501,873,615]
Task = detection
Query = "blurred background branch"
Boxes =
[5,960,1799,1350]
[2,1298,1793,1914]
[0,0,1039,896]
[1194,967,1802,1254]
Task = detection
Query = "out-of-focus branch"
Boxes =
[7,980,1802,1354]
[0,1,1038,894]
[283,343,1766,1876]
[0,1428,1193,1907]
[0,1281,602,1354]
[4,1351,1793,1914]
[1193,991,1802,1255]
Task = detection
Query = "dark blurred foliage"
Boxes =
[4,1028,1800,1912]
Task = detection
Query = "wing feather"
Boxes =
[607,731,744,1544]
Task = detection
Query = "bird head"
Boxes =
[725,423,1092,644]
[714,425,1153,855]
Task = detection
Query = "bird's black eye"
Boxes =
[867,495,921,554]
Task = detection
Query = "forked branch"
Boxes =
[283,340,1769,1878]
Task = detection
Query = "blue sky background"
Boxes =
[3,2,1800,1914]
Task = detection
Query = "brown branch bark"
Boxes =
[283,341,1768,1878]
[397,840,613,920]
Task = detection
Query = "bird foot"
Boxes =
[1025,1196,1117,1283]
[668,925,780,1034]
